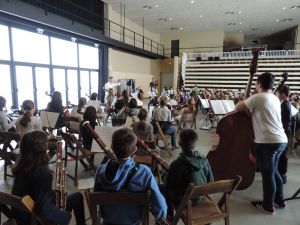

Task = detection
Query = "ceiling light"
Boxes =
[94,43,99,48]
[36,28,44,34]
[142,5,152,10]
[199,14,204,18]
[276,19,280,22]
[70,37,76,42]
[169,18,173,21]
[239,22,242,25]
[158,18,167,22]
[238,11,242,14]
[154,5,159,8]
[290,5,300,9]
[225,11,235,15]
[179,27,183,30]
[282,7,287,10]
[190,1,195,3]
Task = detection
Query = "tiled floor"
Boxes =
[1,115,300,225]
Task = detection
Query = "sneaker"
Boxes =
[274,201,287,208]
[250,201,275,215]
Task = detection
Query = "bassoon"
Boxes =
[55,141,66,209]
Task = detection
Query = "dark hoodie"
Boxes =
[166,150,214,206]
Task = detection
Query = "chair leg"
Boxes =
[4,162,7,180]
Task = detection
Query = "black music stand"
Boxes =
[285,188,300,201]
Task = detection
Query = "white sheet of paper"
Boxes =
[77,177,95,190]
[291,105,299,116]
[91,126,121,153]
[200,99,210,109]
[40,111,59,128]
[221,100,235,113]
[209,100,226,115]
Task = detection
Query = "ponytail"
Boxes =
[20,111,32,128]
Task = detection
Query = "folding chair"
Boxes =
[153,122,172,157]
[61,132,97,186]
[177,111,197,133]
[170,175,242,225]
[64,116,80,135]
[85,189,150,225]
[0,191,53,225]
[0,132,20,180]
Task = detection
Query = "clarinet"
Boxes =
[55,141,66,209]
[136,139,170,172]
[82,121,116,160]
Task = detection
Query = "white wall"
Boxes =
[108,49,161,96]
[160,30,225,55]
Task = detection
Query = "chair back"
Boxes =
[171,175,242,225]
[111,118,126,126]
[86,190,150,225]
[0,191,53,225]
[0,132,20,151]
[64,116,80,134]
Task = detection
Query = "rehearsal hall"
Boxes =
[0,0,300,225]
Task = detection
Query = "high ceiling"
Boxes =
[102,0,300,38]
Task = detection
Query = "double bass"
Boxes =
[206,49,259,190]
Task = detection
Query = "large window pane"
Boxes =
[53,68,66,106]
[12,28,49,64]
[51,37,77,67]
[0,64,12,109]
[0,25,10,60]
[90,71,99,94]
[79,44,99,69]
[35,67,50,110]
[16,66,34,108]
[80,70,90,97]
[67,69,78,105]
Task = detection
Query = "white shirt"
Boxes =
[244,92,287,143]
[152,106,172,122]
[104,82,118,91]
[168,99,178,106]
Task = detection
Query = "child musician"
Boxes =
[94,128,167,224]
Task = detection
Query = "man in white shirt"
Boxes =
[104,77,119,100]
[234,72,287,215]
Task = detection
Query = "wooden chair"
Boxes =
[0,132,20,180]
[133,140,162,183]
[85,190,150,225]
[170,175,242,225]
[0,191,53,225]
[153,122,172,157]
[111,118,126,126]
[61,132,97,186]
[177,110,198,133]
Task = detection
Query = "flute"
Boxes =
[82,121,116,160]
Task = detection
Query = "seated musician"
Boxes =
[70,97,87,119]
[11,130,87,225]
[174,98,194,129]
[0,96,15,132]
[117,98,139,120]
[133,108,154,141]
[80,106,98,169]
[114,89,129,114]
[93,128,167,225]
[46,91,68,129]
[152,96,178,150]
[161,129,213,208]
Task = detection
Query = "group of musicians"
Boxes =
[0,70,296,224]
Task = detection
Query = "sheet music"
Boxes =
[124,116,133,128]
[200,99,210,109]
[86,100,101,110]
[40,111,59,128]
[147,106,155,123]
[209,100,226,115]
[77,177,94,190]
[221,100,235,113]
[91,126,121,153]
[291,105,299,116]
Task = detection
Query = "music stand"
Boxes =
[285,188,300,201]
[198,97,212,130]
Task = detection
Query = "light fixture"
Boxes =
[190,0,195,3]
[169,18,173,21]
[36,28,44,34]
[239,22,242,25]
[225,11,235,15]
[94,43,99,48]
[154,4,159,8]
[179,27,183,30]
[238,11,242,14]
[158,18,167,22]
[290,5,300,9]
[199,14,204,18]
[142,5,152,10]
[282,6,287,10]
[70,37,76,42]
[276,19,280,22]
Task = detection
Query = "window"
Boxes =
[67,69,78,105]
[0,64,12,109]
[53,68,67,106]
[79,44,99,69]
[51,37,77,67]
[0,25,10,60]
[80,70,90,97]
[12,28,49,64]
[90,71,99,94]
[16,66,34,107]
[35,67,50,110]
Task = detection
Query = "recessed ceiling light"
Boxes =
[179,27,183,30]
[70,37,76,42]
[276,19,281,22]
[169,18,173,21]
[238,11,242,14]
[142,5,152,10]
[199,14,204,18]
[190,0,195,3]
[282,6,287,10]
[239,22,242,25]
[225,11,235,15]
[36,28,44,34]
[154,4,159,8]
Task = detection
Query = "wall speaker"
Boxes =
[171,40,179,58]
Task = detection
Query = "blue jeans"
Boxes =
[164,126,177,147]
[253,143,287,208]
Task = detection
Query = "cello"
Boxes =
[206,49,259,190]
